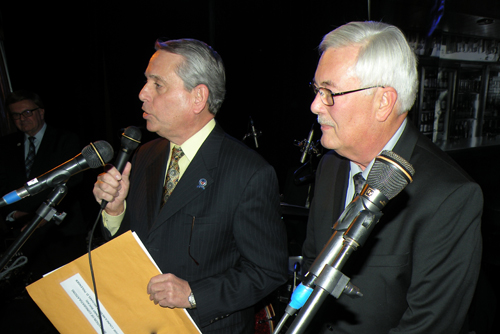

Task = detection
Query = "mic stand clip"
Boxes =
[279,207,383,334]
[0,183,69,272]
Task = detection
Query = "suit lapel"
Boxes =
[149,123,224,233]
[331,156,349,226]
[143,139,170,230]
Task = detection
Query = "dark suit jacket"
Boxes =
[0,124,84,226]
[114,123,289,334]
[302,121,482,333]
[0,125,86,276]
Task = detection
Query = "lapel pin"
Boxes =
[197,178,207,190]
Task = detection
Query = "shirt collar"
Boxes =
[350,118,407,179]
[25,122,47,142]
[171,119,216,162]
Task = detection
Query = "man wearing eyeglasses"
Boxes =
[0,90,87,279]
[93,39,288,334]
[302,22,482,333]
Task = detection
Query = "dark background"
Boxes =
[1,1,500,333]
[0,0,405,196]
[1,1,499,194]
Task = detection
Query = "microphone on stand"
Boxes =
[0,141,114,208]
[294,123,320,164]
[243,116,261,148]
[273,150,415,334]
[300,124,314,164]
[100,126,142,209]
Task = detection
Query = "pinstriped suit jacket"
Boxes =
[114,123,288,333]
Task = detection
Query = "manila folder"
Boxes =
[26,230,201,334]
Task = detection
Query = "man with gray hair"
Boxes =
[93,38,288,333]
[302,21,482,333]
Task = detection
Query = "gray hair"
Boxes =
[319,21,418,114]
[155,38,226,115]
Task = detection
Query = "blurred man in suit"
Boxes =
[93,39,288,333]
[302,22,482,333]
[0,90,87,279]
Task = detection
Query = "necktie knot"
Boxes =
[171,146,184,163]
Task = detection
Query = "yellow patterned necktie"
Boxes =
[161,146,184,207]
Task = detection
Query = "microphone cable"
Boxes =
[88,209,107,334]
[86,126,142,334]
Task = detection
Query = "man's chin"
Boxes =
[145,120,155,132]
[320,137,338,151]
[19,126,32,133]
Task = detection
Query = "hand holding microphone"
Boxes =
[95,126,141,212]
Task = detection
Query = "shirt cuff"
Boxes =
[102,201,126,236]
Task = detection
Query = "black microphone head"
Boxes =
[83,141,114,168]
[367,150,415,200]
[121,126,142,151]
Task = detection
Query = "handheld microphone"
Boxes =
[0,141,114,208]
[100,126,142,209]
[112,126,142,173]
[273,150,415,334]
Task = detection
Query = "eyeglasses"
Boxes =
[310,82,384,106]
[10,108,40,120]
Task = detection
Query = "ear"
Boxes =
[375,87,398,122]
[39,108,45,120]
[192,84,209,114]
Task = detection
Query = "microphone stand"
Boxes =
[0,183,68,272]
[300,124,315,164]
[293,123,321,186]
[284,208,382,334]
[243,116,261,148]
[273,194,383,334]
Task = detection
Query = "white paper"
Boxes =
[60,273,124,334]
